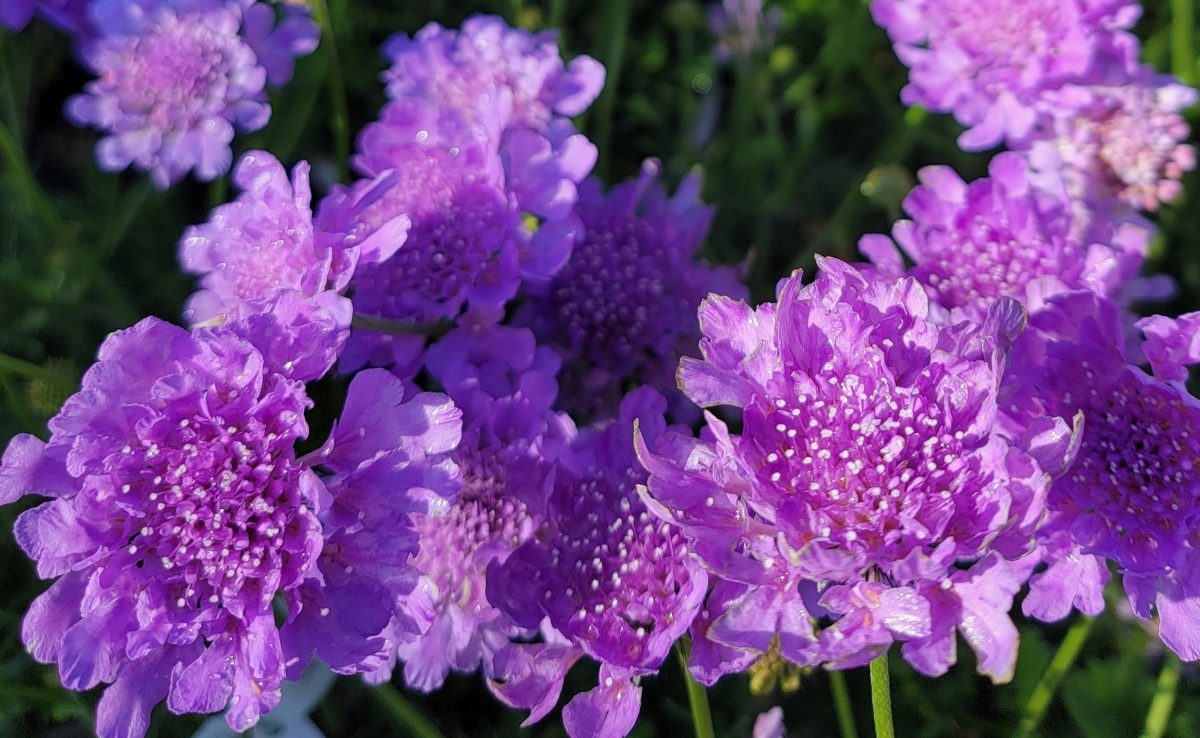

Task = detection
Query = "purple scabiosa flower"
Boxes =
[709,0,782,62]
[1024,71,1198,212]
[180,150,408,327]
[325,98,555,376]
[860,152,1152,319]
[382,14,604,136]
[517,160,746,420]
[871,0,1141,149]
[66,0,316,188]
[0,302,462,738]
[637,258,1079,682]
[381,322,575,690]
[1008,292,1200,659]
[487,389,709,738]
[381,15,601,241]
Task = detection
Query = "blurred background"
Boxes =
[1,1,1199,735]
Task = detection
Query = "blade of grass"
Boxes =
[1013,614,1095,738]
[1138,655,1182,738]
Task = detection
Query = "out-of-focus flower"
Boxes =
[1024,71,1197,212]
[66,0,316,187]
[708,0,781,62]
[860,152,1153,319]
[871,0,1141,149]
[180,151,408,328]
[518,160,745,420]
[639,258,1079,682]
[488,389,708,738]
[0,306,461,738]
[753,707,787,738]
[1009,292,1200,660]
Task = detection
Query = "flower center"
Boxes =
[1057,367,1200,571]
[745,358,989,560]
[113,403,315,613]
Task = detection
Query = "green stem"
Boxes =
[830,669,860,738]
[372,683,445,738]
[676,646,716,738]
[1171,0,1195,85]
[869,652,894,738]
[313,0,350,181]
[0,352,51,379]
[351,313,451,336]
[1014,615,1096,738]
[0,117,63,237]
[1138,655,1182,738]
[592,0,632,180]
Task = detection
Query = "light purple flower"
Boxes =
[0,304,462,738]
[382,14,604,135]
[326,98,554,376]
[753,707,786,738]
[1008,291,1200,660]
[180,150,408,327]
[709,0,781,62]
[383,322,575,691]
[517,160,746,419]
[638,258,1078,682]
[860,152,1153,319]
[66,0,316,187]
[487,389,708,738]
[871,0,1141,149]
[380,14,600,245]
[1024,70,1197,212]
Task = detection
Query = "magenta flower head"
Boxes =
[385,322,575,691]
[487,389,709,738]
[871,0,1141,149]
[860,152,1153,319]
[180,150,409,327]
[637,258,1080,683]
[0,300,462,738]
[1024,69,1198,213]
[517,160,746,420]
[1008,292,1200,660]
[66,0,317,188]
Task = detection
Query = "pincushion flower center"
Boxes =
[117,410,309,610]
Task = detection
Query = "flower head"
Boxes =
[871,0,1141,149]
[860,152,1152,318]
[709,0,782,62]
[0,302,461,738]
[1025,71,1197,212]
[66,0,316,187]
[327,98,559,375]
[488,389,708,738]
[518,160,745,419]
[639,258,1078,681]
[180,151,407,327]
[388,323,575,690]
[382,14,604,134]
[1008,292,1200,659]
